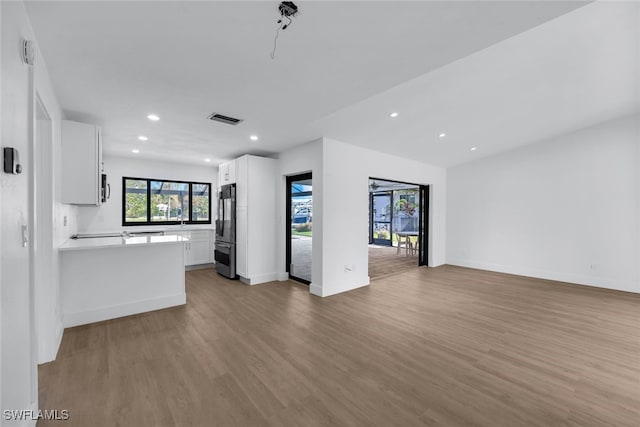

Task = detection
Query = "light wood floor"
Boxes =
[39,267,640,426]
[368,244,419,280]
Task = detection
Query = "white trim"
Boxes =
[23,402,39,427]
[240,272,280,285]
[185,263,214,271]
[447,260,639,294]
[276,272,289,281]
[309,283,323,297]
[63,293,186,328]
[311,279,371,298]
[53,321,64,360]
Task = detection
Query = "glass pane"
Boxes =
[290,177,312,283]
[393,189,419,233]
[191,183,210,222]
[150,181,189,222]
[373,222,390,240]
[124,179,147,223]
[373,194,391,222]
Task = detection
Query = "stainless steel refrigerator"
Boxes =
[214,183,237,279]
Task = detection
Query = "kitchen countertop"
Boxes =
[60,235,189,251]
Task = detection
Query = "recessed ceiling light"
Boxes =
[147,114,160,121]
[470,147,477,151]
[390,112,399,118]
[250,135,259,141]
[439,133,446,138]
[204,158,211,163]
[138,136,148,141]
[132,149,140,154]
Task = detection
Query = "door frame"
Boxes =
[418,185,429,266]
[368,177,429,266]
[369,191,393,246]
[286,172,312,284]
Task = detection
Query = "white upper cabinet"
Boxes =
[218,160,236,186]
[61,120,103,205]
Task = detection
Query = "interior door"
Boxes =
[371,192,392,246]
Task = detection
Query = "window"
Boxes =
[124,179,148,223]
[191,183,210,222]
[122,177,211,226]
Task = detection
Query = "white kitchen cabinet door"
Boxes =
[235,205,248,277]
[234,155,277,284]
[163,231,189,266]
[235,155,248,208]
[61,120,103,205]
[218,160,236,186]
[165,230,213,266]
[188,240,212,265]
[186,230,213,265]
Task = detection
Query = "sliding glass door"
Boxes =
[418,185,429,266]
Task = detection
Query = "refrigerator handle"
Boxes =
[221,191,225,237]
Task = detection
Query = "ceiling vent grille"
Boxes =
[207,113,243,126]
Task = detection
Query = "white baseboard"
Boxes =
[447,259,639,294]
[309,283,322,297]
[241,272,280,285]
[185,263,214,271]
[63,293,186,328]
[53,321,64,360]
[9,402,39,427]
[276,272,289,281]
[310,278,370,298]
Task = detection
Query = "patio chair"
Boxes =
[411,239,419,256]
[396,234,412,256]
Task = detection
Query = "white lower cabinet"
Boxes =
[187,231,213,265]
[165,229,213,266]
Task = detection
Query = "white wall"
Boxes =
[320,138,446,297]
[447,114,640,293]
[275,139,324,288]
[275,138,446,297]
[1,0,4,413]
[1,1,42,422]
[33,44,77,364]
[76,155,217,234]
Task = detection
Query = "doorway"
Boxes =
[286,173,312,284]
[33,95,55,364]
[368,178,429,280]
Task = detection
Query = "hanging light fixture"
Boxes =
[270,1,299,59]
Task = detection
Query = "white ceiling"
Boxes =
[24,1,636,168]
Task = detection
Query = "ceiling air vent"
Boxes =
[207,113,244,126]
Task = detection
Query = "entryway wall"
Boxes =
[320,138,445,296]
[275,139,324,288]
[1,2,79,417]
[275,137,446,298]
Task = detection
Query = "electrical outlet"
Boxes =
[63,215,68,226]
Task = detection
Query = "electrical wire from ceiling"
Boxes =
[270,21,283,60]
[270,1,298,60]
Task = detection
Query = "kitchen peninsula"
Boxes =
[60,234,188,327]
